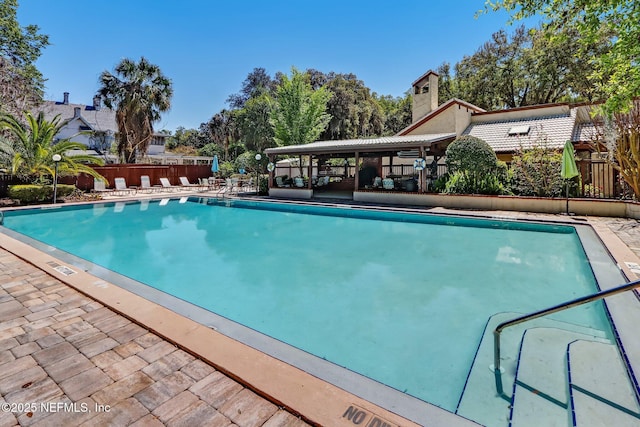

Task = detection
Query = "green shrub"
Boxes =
[258,175,269,195]
[444,171,508,195]
[8,184,76,203]
[509,147,565,197]
[446,135,498,176]
[431,173,450,193]
[442,135,508,194]
[218,161,236,178]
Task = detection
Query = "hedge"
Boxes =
[8,184,77,203]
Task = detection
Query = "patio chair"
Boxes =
[179,176,201,191]
[294,177,305,188]
[159,177,180,192]
[92,179,112,195]
[373,176,382,188]
[199,177,214,190]
[140,175,160,193]
[275,176,290,188]
[382,178,395,190]
[114,177,137,196]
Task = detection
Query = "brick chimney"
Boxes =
[411,70,439,122]
[73,107,81,118]
[63,92,69,105]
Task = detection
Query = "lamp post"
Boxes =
[52,154,61,204]
[255,153,262,195]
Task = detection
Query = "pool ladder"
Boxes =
[492,278,640,401]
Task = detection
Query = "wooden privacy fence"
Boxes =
[68,164,213,190]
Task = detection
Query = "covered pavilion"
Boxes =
[264,133,455,198]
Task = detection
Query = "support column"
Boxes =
[268,155,274,189]
[307,155,313,189]
[354,152,360,190]
[420,146,426,193]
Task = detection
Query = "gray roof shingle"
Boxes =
[264,133,456,155]
[39,101,117,132]
[462,113,576,153]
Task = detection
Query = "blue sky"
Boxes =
[18,0,533,132]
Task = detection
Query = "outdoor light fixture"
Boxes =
[255,153,262,195]
[52,154,62,204]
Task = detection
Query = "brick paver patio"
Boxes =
[0,249,309,427]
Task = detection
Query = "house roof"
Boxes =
[398,98,485,136]
[411,70,439,87]
[264,133,456,156]
[572,122,600,143]
[462,112,577,153]
[39,101,117,133]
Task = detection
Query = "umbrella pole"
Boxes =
[566,180,570,214]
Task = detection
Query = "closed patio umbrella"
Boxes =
[561,140,579,214]
[211,155,219,175]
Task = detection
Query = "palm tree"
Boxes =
[0,111,105,184]
[97,57,173,163]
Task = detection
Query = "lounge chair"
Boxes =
[114,177,137,195]
[140,175,160,193]
[179,176,201,191]
[199,177,214,190]
[159,177,180,192]
[92,180,112,195]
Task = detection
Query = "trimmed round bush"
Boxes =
[445,135,498,175]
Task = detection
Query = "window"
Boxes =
[507,125,530,136]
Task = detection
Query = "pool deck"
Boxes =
[1,189,639,427]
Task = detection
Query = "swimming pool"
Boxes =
[0,198,613,418]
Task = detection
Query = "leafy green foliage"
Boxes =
[218,160,235,178]
[271,67,331,147]
[98,57,173,163]
[436,24,609,110]
[0,111,105,184]
[319,72,383,139]
[591,100,640,199]
[443,135,508,194]
[510,145,565,197]
[487,0,639,114]
[236,93,275,152]
[446,135,499,175]
[9,184,75,203]
[444,171,507,195]
[0,0,49,116]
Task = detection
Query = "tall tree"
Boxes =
[487,0,639,114]
[376,92,412,135]
[97,57,172,163]
[592,100,640,199]
[0,0,49,117]
[320,73,384,140]
[236,93,275,152]
[0,111,105,183]
[270,67,331,147]
[207,109,237,160]
[438,25,608,111]
[226,67,275,109]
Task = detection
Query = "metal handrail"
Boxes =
[493,279,640,401]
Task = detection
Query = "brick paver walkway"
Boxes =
[0,249,309,427]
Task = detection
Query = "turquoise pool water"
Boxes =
[1,198,610,411]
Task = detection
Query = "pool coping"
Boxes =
[1,197,639,426]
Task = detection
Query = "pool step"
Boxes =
[455,313,608,427]
[509,328,610,427]
[568,340,640,427]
